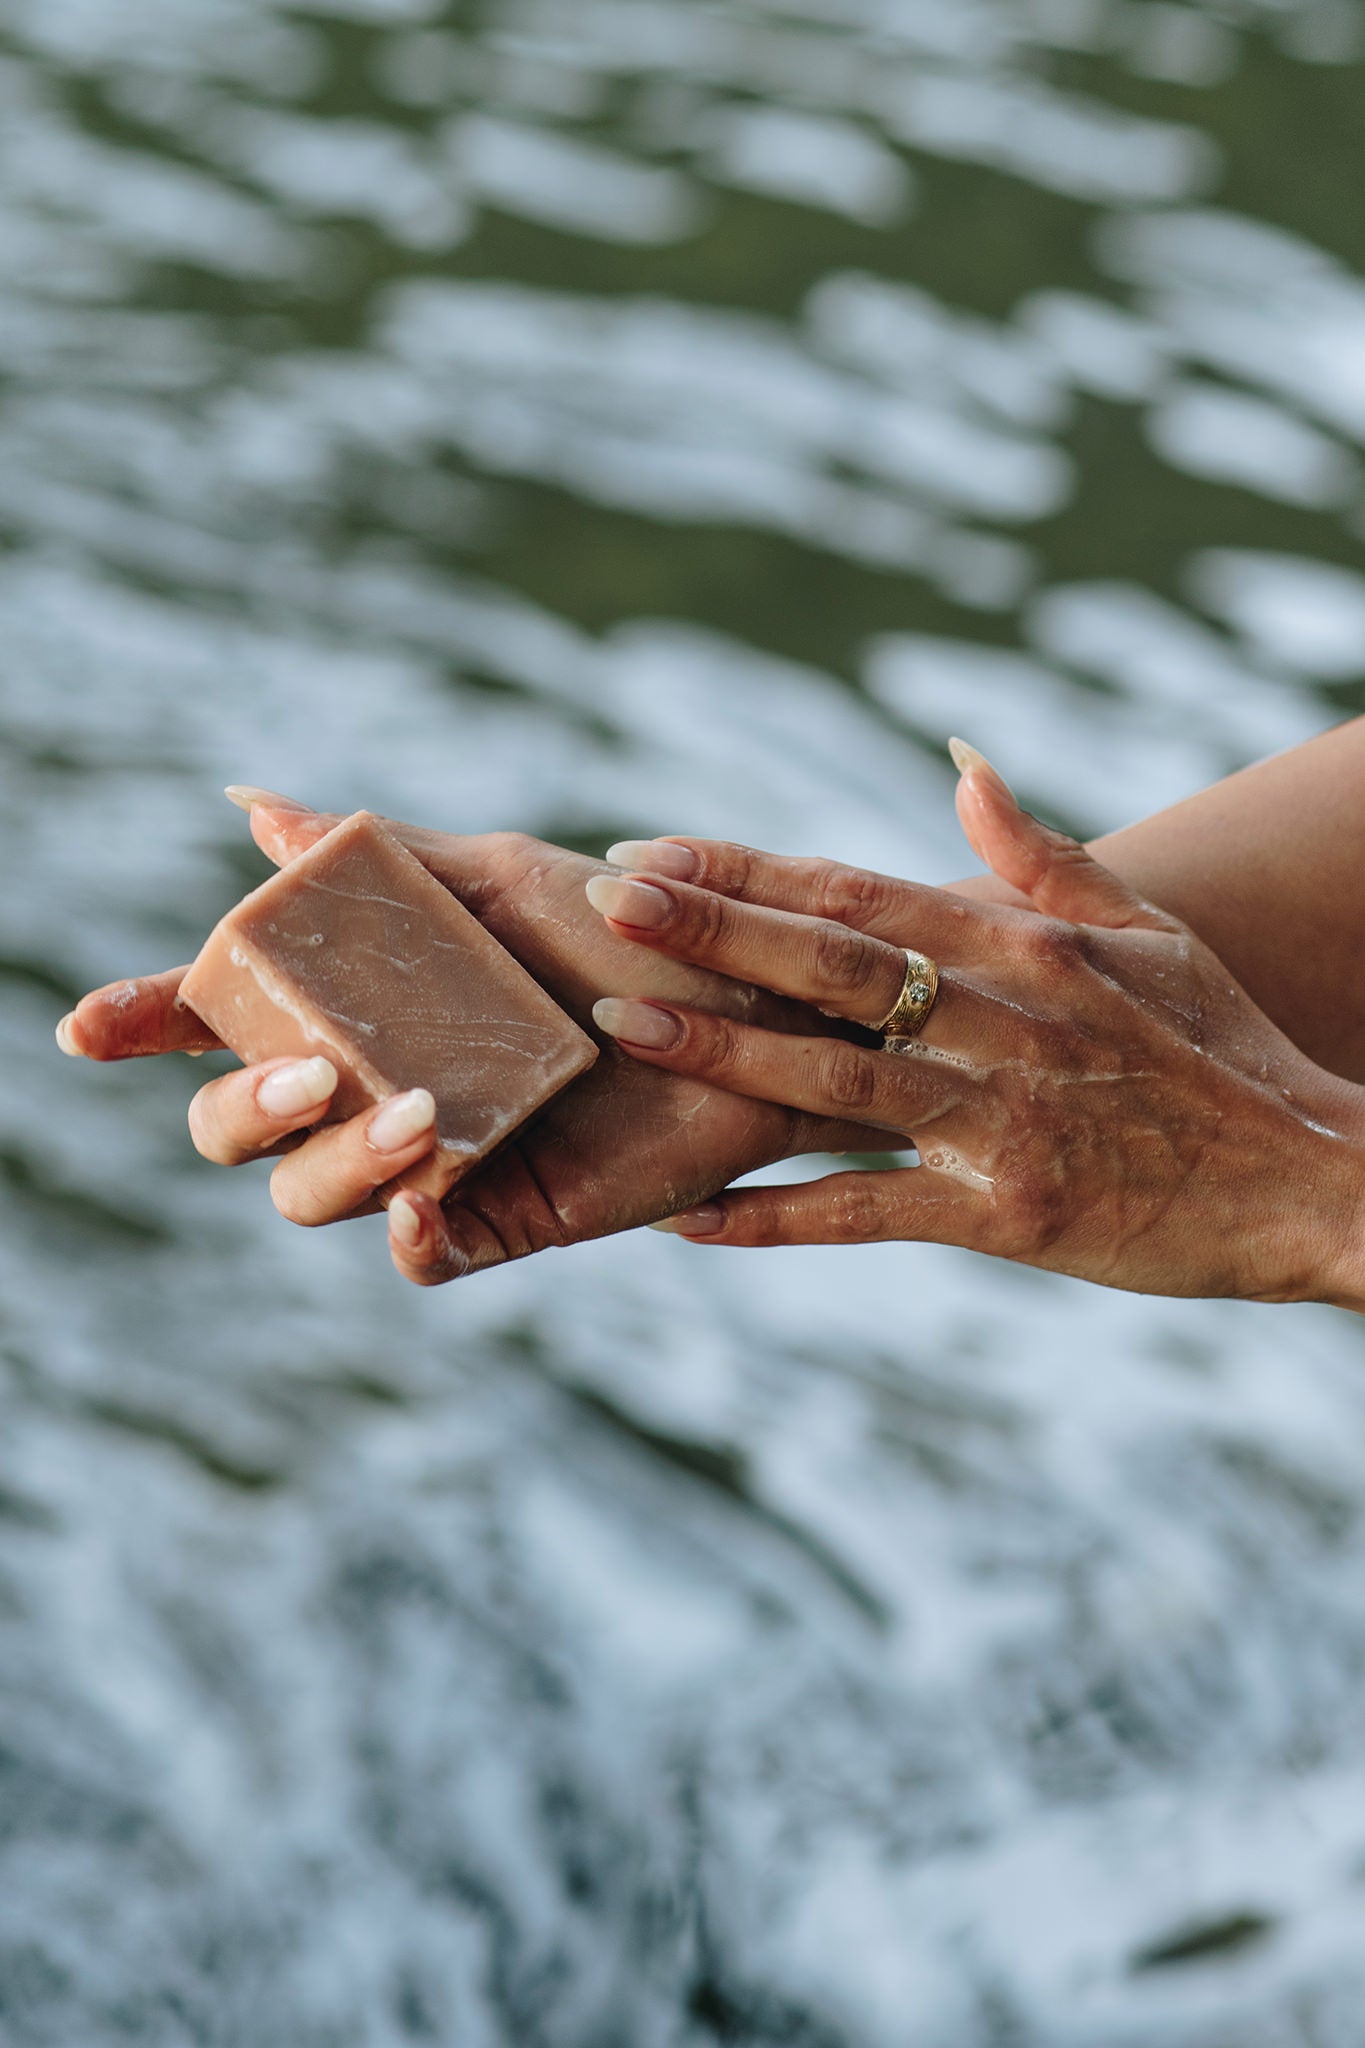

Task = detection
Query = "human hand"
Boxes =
[586,750,1365,1312]
[59,798,874,1284]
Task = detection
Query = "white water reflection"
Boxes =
[1027,582,1323,762]
[1190,550,1365,679]
[1101,207,1365,445]
[1148,380,1357,509]
[4,0,1365,2043]
[696,103,914,223]
[456,113,703,243]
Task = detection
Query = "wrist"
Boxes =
[1304,1080,1365,1314]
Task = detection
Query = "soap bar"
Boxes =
[179,812,597,1201]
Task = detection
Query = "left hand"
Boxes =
[586,749,1365,1311]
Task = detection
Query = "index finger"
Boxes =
[604,838,996,956]
[59,969,222,1061]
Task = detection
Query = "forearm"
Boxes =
[949,718,1365,1083]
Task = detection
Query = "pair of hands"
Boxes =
[61,755,1365,1311]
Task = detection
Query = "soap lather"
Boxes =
[179,812,597,1201]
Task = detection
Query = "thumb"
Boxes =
[221,787,334,869]
[949,739,1171,932]
[249,803,338,870]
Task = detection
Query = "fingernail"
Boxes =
[257,1055,338,1117]
[592,997,682,1049]
[389,1194,424,1248]
[224,785,308,813]
[369,1088,437,1152]
[55,1013,82,1057]
[584,874,674,929]
[605,840,698,881]
[652,1205,725,1237]
[948,738,1013,795]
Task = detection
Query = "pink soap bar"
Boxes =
[179,812,597,1201]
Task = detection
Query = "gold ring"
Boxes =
[875,949,940,1048]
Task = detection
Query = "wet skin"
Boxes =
[61,800,878,1285]
[588,753,1365,1313]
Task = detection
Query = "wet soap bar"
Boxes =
[179,812,597,1201]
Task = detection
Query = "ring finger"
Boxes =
[585,870,966,1039]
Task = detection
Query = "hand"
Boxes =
[585,750,1365,1312]
[59,798,872,1284]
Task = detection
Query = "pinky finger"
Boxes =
[652,1166,986,1250]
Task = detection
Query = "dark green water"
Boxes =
[4,2,1365,2042]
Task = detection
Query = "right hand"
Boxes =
[60,798,884,1285]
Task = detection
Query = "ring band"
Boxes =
[875,949,940,1047]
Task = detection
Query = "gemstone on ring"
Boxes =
[874,949,940,1044]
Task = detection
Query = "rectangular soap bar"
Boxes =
[179,811,597,1201]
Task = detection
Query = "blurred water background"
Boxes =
[4,0,1365,2041]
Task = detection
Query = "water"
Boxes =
[4,0,1365,2040]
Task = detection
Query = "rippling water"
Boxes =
[5,1,1365,2041]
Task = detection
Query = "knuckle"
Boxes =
[998,1172,1069,1257]
[688,885,731,954]
[816,1039,881,1115]
[815,863,887,927]
[1024,918,1083,972]
[508,1182,572,1256]
[691,1013,745,1081]
[1047,827,1089,865]
[522,1212,570,1255]
[706,840,757,893]
[269,1161,319,1228]
[481,830,540,894]
[811,920,881,997]
[829,1175,887,1244]
[488,829,535,862]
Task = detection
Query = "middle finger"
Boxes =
[590,998,977,1135]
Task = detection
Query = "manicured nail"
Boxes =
[257,1055,338,1117]
[592,997,682,1049]
[369,1088,437,1153]
[55,1013,82,1057]
[652,1205,725,1237]
[389,1194,424,1248]
[948,738,1013,795]
[224,785,308,813]
[584,874,673,929]
[605,840,699,881]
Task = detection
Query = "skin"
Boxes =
[584,749,1365,1312]
[58,800,876,1283]
[955,715,1365,1086]
[59,720,1365,1303]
